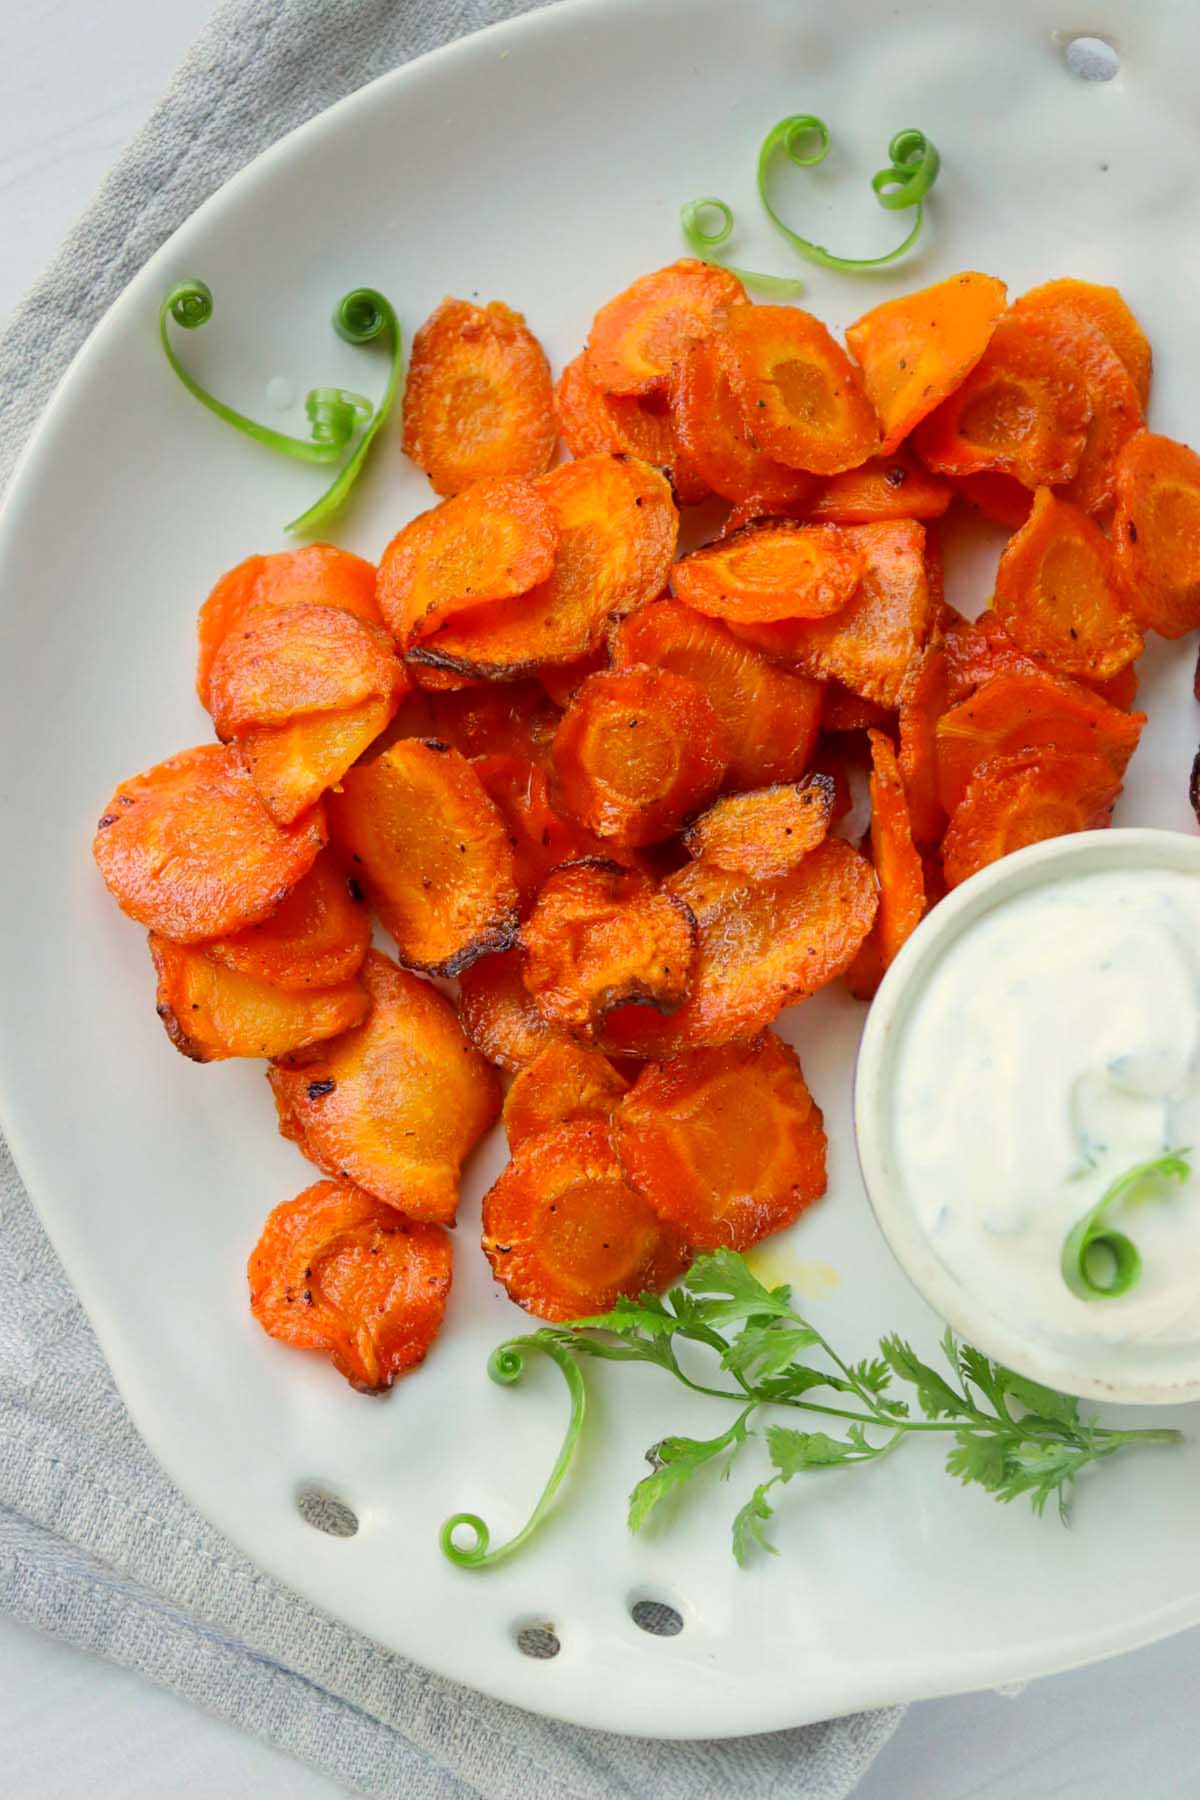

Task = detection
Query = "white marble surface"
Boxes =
[0,3,1197,1796]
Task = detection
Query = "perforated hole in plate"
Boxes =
[296,1486,359,1537]
[513,1621,561,1659]
[630,1598,685,1637]
[1064,35,1120,81]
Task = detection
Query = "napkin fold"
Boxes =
[0,1,903,1793]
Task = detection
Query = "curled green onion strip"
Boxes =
[159,281,402,533]
[680,115,940,292]
[286,289,403,534]
[159,282,365,464]
[305,387,373,448]
[757,116,941,273]
[679,197,805,297]
[440,1336,586,1570]
[1061,1149,1192,1301]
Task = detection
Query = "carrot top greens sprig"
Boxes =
[681,115,941,291]
[441,1250,1181,1570]
[158,281,401,534]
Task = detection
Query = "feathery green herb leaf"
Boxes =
[442,1254,1182,1571]
[629,1414,753,1533]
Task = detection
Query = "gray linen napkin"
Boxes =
[0,2,904,1793]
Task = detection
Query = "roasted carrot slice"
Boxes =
[328,738,517,975]
[207,604,404,739]
[595,1001,685,1061]
[391,678,561,767]
[93,745,326,943]
[586,258,747,397]
[150,934,368,1062]
[913,314,1091,489]
[520,860,697,1034]
[846,272,1007,455]
[849,730,935,1000]
[457,948,559,1071]
[195,544,381,709]
[672,521,862,624]
[935,667,1145,812]
[430,680,564,765]
[807,449,953,524]
[733,519,932,707]
[952,471,1034,529]
[842,931,887,1003]
[473,753,601,911]
[864,728,925,967]
[614,1033,826,1251]
[207,603,405,822]
[481,1121,687,1322]
[682,776,835,878]
[555,351,705,501]
[269,951,499,1224]
[670,438,717,509]
[557,351,676,458]
[942,609,1039,704]
[502,1038,629,1152]
[1013,278,1151,408]
[922,848,949,907]
[924,524,947,623]
[722,305,879,475]
[898,642,952,847]
[812,744,854,825]
[551,666,728,846]
[607,839,877,1052]
[1013,301,1143,515]
[198,558,267,706]
[668,333,819,508]
[538,648,608,709]
[248,1180,452,1391]
[409,455,678,677]
[236,697,399,827]
[718,494,809,536]
[846,727,925,1001]
[821,682,895,733]
[940,608,1135,712]
[401,297,556,496]
[942,747,1122,888]
[408,663,482,693]
[667,841,878,1044]
[611,599,823,790]
[993,487,1142,679]
[1112,431,1200,638]
[1093,663,1140,711]
[375,482,558,651]
[209,853,370,989]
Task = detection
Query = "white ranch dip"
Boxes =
[891,865,1200,1356]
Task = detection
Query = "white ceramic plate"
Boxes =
[2,0,1200,1739]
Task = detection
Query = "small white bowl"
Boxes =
[854,827,1200,1406]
